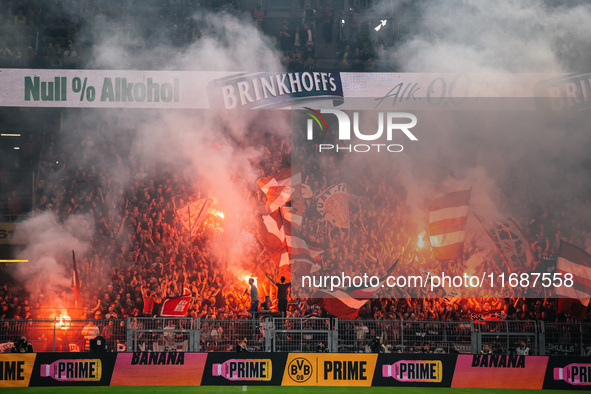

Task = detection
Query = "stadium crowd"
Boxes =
[0,110,587,326]
[0,1,590,355]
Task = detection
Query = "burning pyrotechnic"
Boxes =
[210,209,225,219]
[54,311,71,330]
[418,231,426,248]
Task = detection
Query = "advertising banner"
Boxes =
[201,352,287,386]
[543,356,591,390]
[0,354,36,388]
[282,353,377,386]
[373,354,456,387]
[0,69,566,110]
[110,352,206,386]
[451,354,548,389]
[28,353,116,387]
[0,222,16,245]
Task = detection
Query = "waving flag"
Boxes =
[428,189,471,260]
[160,295,192,317]
[258,211,290,276]
[346,259,399,299]
[316,289,369,319]
[257,167,301,212]
[476,215,534,273]
[315,260,399,319]
[176,198,212,238]
[556,240,591,307]
[257,208,320,282]
[317,183,350,229]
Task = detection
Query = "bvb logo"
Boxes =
[288,358,313,383]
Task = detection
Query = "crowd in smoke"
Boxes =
[0,107,588,327]
[0,1,590,356]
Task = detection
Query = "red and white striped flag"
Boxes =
[257,167,301,212]
[257,209,321,282]
[428,189,471,260]
[258,211,290,278]
[316,289,368,320]
[556,240,591,306]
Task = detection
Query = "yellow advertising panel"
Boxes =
[0,222,15,245]
[282,353,377,386]
[0,354,36,387]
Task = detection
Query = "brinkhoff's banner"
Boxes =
[1,69,583,110]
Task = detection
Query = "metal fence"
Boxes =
[2,318,591,355]
[474,320,539,355]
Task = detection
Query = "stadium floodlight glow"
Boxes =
[374,20,387,31]
[1,133,21,137]
[13,147,20,150]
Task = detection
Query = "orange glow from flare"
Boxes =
[210,209,224,219]
[55,311,71,330]
[418,231,426,248]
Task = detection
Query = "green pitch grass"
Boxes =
[3,388,591,394]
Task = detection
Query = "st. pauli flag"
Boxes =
[72,250,82,308]
[160,295,192,317]
[316,289,369,319]
[317,183,350,229]
[476,215,534,273]
[428,189,471,260]
[257,166,301,212]
[176,198,212,238]
[556,240,591,307]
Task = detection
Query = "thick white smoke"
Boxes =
[10,5,286,305]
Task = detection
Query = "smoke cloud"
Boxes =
[372,0,591,73]
[9,4,286,309]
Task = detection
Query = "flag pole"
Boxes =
[72,250,82,309]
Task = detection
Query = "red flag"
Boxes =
[160,295,192,317]
[72,250,82,308]
[258,211,289,269]
[183,287,191,296]
[428,189,471,260]
[257,167,301,212]
[257,209,321,282]
[556,240,591,307]
[316,289,368,319]
[557,298,588,321]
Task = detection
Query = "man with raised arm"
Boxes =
[265,273,291,317]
